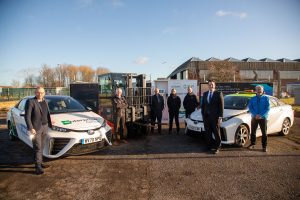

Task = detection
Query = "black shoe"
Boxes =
[41,163,50,168]
[247,144,255,149]
[35,166,44,175]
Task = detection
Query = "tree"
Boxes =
[78,65,95,82]
[208,61,241,82]
[94,67,110,81]
[11,79,20,87]
[38,64,56,87]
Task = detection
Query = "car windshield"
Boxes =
[224,96,250,110]
[46,96,87,114]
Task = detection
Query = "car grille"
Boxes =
[51,138,70,155]
[220,128,227,141]
[106,130,112,143]
[66,140,105,155]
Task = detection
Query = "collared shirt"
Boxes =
[207,91,214,103]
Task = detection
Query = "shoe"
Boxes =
[113,141,120,146]
[262,147,267,152]
[41,163,50,168]
[35,165,44,175]
[247,144,255,149]
[121,139,128,144]
[214,149,220,154]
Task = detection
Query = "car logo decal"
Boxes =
[87,130,95,135]
[61,120,72,125]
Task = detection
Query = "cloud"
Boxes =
[162,27,178,35]
[111,0,124,7]
[216,10,247,19]
[134,57,149,65]
[77,0,94,7]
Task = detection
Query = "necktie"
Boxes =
[209,92,212,103]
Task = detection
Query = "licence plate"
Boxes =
[188,125,202,132]
[81,136,102,144]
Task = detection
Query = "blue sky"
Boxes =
[0,0,299,86]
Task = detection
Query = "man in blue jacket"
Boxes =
[248,85,270,152]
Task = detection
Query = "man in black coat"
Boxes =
[201,80,224,154]
[183,86,199,125]
[25,86,52,175]
[167,88,181,134]
[150,88,164,134]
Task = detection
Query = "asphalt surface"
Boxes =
[0,117,300,200]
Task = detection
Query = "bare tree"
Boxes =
[208,61,241,82]
[11,79,20,87]
[38,64,56,87]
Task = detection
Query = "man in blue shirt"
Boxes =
[248,85,270,152]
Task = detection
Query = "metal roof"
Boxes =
[224,57,241,62]
[242,57,260,62]
[206,57,221,61]
[259,58,279,62]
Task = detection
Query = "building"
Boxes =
[168,57,300,97]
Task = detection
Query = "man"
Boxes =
[25,86,52,175]
[150,88,164,134]
[248,85,270,152]
[113,88,128,145]
[201,80,224,154]
[183,86,199,126]
[167,88,181,134]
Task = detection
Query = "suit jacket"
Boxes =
[201,90,224,119]
[25,97,52,131]
[150,94,164,113]
[113,95,128,117]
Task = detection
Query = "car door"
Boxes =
[267,97,282,133]
[12,98,32,146]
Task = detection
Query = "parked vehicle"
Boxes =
[185,92,294,146]
[7,95,112,158]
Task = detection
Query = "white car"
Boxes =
[185,93,294,147]
[7,95,112,158]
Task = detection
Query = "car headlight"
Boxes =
[101,119,107,128]
[52,125,70,132]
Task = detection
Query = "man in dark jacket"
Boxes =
[201,80,224,154]
[113,88,128,145]
[167,88,181,134]
[25,86,52,175]
[150,88,164,134]
[183,86,198,125]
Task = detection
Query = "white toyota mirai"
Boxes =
[185,92,294,147]
[7,95,112,158]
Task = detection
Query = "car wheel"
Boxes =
[279,118,291,136]
[8,121,18,141]
[234,125,249,147]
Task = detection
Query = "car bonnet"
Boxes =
[50,111,104,131]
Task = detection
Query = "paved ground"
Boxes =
[0,115,300,200]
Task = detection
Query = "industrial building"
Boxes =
[168,57,300,97]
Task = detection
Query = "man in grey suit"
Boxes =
[25,86,52,175]
[201,80,224,154]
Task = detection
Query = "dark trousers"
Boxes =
[203,116,221,150]
[114,115,126,140]
[251,118,267,148]
[169,112,179,132]
[151,111,162,133]
[32,124,47,166]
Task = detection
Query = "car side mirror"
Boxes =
[86,107,92,111]
[20,111,25,117]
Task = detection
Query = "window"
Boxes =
[17,99,27,111]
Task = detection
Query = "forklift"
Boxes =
[70,73,152,137]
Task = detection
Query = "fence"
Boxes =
[0,87,70,102]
